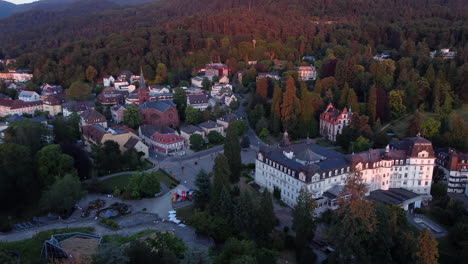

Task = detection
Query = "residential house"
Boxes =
[430,49,457,60]
[0,99,43,117]
[191,76,204,88]
[62,101,94,118]
[0,69,33,82]
[103,75,115,87]
[125,91,139,105]
[436,148,468,194]
[373,53,391,61]
[139,100,180,128]
[205,63,229,80]
[185,87,204,95]
[111,105,127,123]
[118,70,134,82]
[114,81,129,91]
[216,114,241,129]
[224,94,237,107]
[296,66,317,81]
[180,125,205,145]
[19,91,40,102]
[187,93,209,111]
[82,124,148,158]
[42,95,63,116]
[198,120,224,136]
[319,103,352,142]
[139,124,185,154]
[211,83,232,97]
[255,134,435,212]
[97,87,126,106]
[79,109,107,128]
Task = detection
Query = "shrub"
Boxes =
[273,186,281,200]
[100,218,119,230]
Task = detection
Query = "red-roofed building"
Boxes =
[80,109,107,128]
[0,99,43,117]
[42,95,63,116]
[97,87,126,106]
[319,103,352,142]
[205,63,229,80]
[139,124,185,154]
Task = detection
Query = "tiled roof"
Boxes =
[19,91,39,98]
[62,101,94,112]
[80,109,106,123]
[139,100,176,112]
[82,124,107,142]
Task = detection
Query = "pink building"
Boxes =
[111,105,127,123]
[0,99,43,117]
[319,103,351,142]
[205,63,229,80]
[296,66,317,81]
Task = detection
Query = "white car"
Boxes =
[414,218,423,224]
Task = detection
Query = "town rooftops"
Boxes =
[123,137,139,149]
[181,125,204,134]
[139,100,176,112]
[0,99,43,109]
[389,136,435,158]
[63,101,94,112]
[206,63,228,70]
[198,120,223,129]
[321,103,349,122]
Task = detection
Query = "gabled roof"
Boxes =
[124,137,139,149]
[217,113,240,123]
[140,124,175,138]
[19,91,39,98]
[368,188,421,206]
[80,109,106,123]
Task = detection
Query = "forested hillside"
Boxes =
[0,0,467,151]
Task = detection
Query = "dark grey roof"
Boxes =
[217,114,240,122]
[295,148,323,162]
[198,120,222,129]
[181,125,203,134]
[368,188,420,205]
[323,185,345,199]
[188,94,209,104]
[140,124,175,137]
[139,100,176,112]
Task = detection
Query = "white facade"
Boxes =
[19,91,40,102]
[319,103,351,142]
[255,137,435,211]
[103,76,115,87]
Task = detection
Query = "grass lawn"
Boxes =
[0,227,94,264]
[100,169,180,193]
[101,229,156,246]
[386,104,468,138]
[175,204,195,222]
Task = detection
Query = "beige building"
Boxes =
[198,120,224,136]
[180,125,206,145]
[82,125,149,158]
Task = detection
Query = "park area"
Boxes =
[99,169,180,194]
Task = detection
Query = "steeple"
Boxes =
[139,66,146,89]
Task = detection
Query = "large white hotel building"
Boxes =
[255,133,435,213]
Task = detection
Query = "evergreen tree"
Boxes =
[425,64,436,86]
[368,85,377,123]
[236,191,256,237]
[155,63,168,84]
[432,80,441,113]
[281,76,302,133]
[209,154,231,214]
[193,169,211,210]
[292,188,317,250]
[173,87,187,120]
[331,172,377,263]
[256,77,268,98]
[271,84,283,134]
[346,87,360,115]
[224,124,242,183]
[256,189,276,241]
[406,110,422,137]
[339,82,350,109]
[314,78,323,96]
[416,229,439,264]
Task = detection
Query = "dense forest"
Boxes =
[0,0,467,151]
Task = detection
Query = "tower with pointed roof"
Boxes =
[138,66,150,105]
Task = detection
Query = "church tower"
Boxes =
[138,66,149,105]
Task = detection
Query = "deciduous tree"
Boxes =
[193,169,211,210]
[123,105,143,129]
[416,229,439,264]
[36,144,75,187]
[40,174,86,214]
[281,76,301,132]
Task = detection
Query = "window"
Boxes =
[425,181,428,186]
[404,173,408,178]
[418,180,421,185]
[403,181,407,185]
